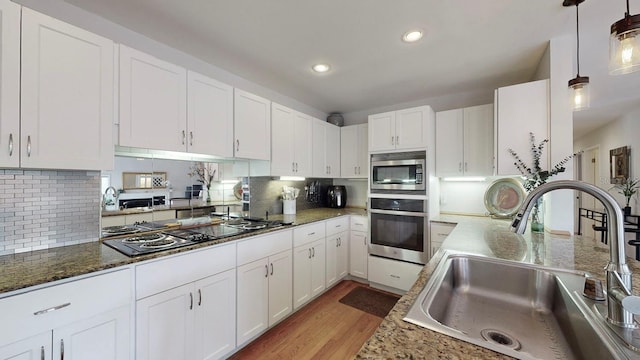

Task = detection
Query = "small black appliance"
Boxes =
[327,185,347,208]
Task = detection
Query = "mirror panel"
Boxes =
[610,146,630,184]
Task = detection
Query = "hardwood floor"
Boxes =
[229,280,386,360]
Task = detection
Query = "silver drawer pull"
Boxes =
[27,135,32,157]
[308,232,315,236]
[8,133,13,156]
[33,302,71,315]
[390,274,400,279]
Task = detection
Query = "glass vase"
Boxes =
[530,197,544,233]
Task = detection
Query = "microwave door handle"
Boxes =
[369,209,427,217]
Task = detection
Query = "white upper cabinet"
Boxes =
[312,119,340,178]
[495,79,549,176]
[187,71,233,157]
[0,0,19,168]
[436,104,494,177]
[119,45,187,153]
[234,89,271,160]
[369,106,431,152]
[21,8,114,170]
[271,103,312,176]
[340,124,368,178]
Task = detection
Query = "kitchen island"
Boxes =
[355,216,640,359]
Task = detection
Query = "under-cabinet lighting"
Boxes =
[279,176,306,181]
[442,177,487,182]
[221,180,239,184]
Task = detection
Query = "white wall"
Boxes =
[332,179,367,209]
[439,180,493,216]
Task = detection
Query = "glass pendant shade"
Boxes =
[610,12,640,74]
[568,76,590,111]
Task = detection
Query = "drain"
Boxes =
[480,329,521,351]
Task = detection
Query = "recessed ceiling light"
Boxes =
[312,63,331,73]
[402,29,423,43]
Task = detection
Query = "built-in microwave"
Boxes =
[370,151,426,194]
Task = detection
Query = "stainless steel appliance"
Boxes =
[327,185,347,208]
[370,151,426,194]
[369,197,428,264]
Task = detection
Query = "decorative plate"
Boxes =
[233,181,243,200]
[484,178,526,217]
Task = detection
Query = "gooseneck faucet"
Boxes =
[511,180,639,329]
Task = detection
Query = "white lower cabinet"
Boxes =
[349,216,368,279]
[293,223,327,310]
[326,217,349,287]
[236,230,293,346]
[0,269,131,360]
[368,255,423,293]
[135,244,237,360]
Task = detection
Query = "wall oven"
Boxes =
[368,197,428,264]
[370,151,426,194]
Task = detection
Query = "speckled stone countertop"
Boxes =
[0,207,366,296]
[356,216,640,359]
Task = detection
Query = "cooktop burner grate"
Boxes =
[140,238,177,249]
[122,233,166,243]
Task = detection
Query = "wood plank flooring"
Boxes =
[229,280,386,360]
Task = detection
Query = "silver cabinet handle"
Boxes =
[60,339,64,360]
[270,263,274,276]
[459,162,462,172]
[40,346,45,360]
[189,131,193,146]
[390,274,401,279]
[336,239,339,247]
[189,292,193,310]
[308,248,312,259]
[295,162,298,172]
[308,232,315,236]
[34,302,71,315]
[181,130,186,145]
[265,264,268,277]
[236,139,240,152]
[312,247,315,257]
[354,166,357,175]
[27,135,32,157]
[364,236,367,246]
[8,133,13,156]
[391,136,394,145]
[198,289,202,306]
[465,162,468,172]
[396,135,399,145]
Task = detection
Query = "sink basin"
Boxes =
[404,252,635,359]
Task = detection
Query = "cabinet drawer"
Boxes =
[0,268,131,345]
[325,217,349,236]
[237,229,292,266]
[350,216,368,232]
[136,243,236,299]
[293,222,325,247]
[430,222,456,245]
[368,256,422,292]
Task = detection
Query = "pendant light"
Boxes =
[610,0,640,74]
[564,0,590,111]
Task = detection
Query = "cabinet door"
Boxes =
[310,238,326,298]
[435,109,464,177]
[368,111,396,152]
[136,283,195,360]
[293,112,312,177]
[270,103,295,175]
[349,231,368,279]
[336,231,349,280]
[395,106,429,150]
[325,234,338,287]
[340,125,358,178]
[236,258,269,345]
[21,8,114,170]
[0,331,50,360]
[356,124,369,178]
[293,244,312,310]
[495,79,549,176]
[326,123,341,177]
[54,306,130,360]
[463,104,494,176]
[268,250,293,327]
[119,45,187,152]
[312,119,328,177]
[194,269,236,360]
[234,89,270,160]
[0,0,20,168]
[187,71,233,157]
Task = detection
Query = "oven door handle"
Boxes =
[369,209,427,217]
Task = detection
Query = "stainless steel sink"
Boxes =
[404,252,636,359]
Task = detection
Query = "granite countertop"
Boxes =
[355,217,640,359]
[0,207,366,296]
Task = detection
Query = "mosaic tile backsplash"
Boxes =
[0,169,101,255]
[249,177,333,218]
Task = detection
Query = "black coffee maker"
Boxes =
[327,186,347,208]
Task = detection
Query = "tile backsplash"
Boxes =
[0,169,101,255]
[249,177,333,218]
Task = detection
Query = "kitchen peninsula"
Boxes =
[355,216,640,359]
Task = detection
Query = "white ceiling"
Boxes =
[62,0,640,138]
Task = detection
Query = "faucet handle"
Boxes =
[622,296,640,314]
[583,277,606,301]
